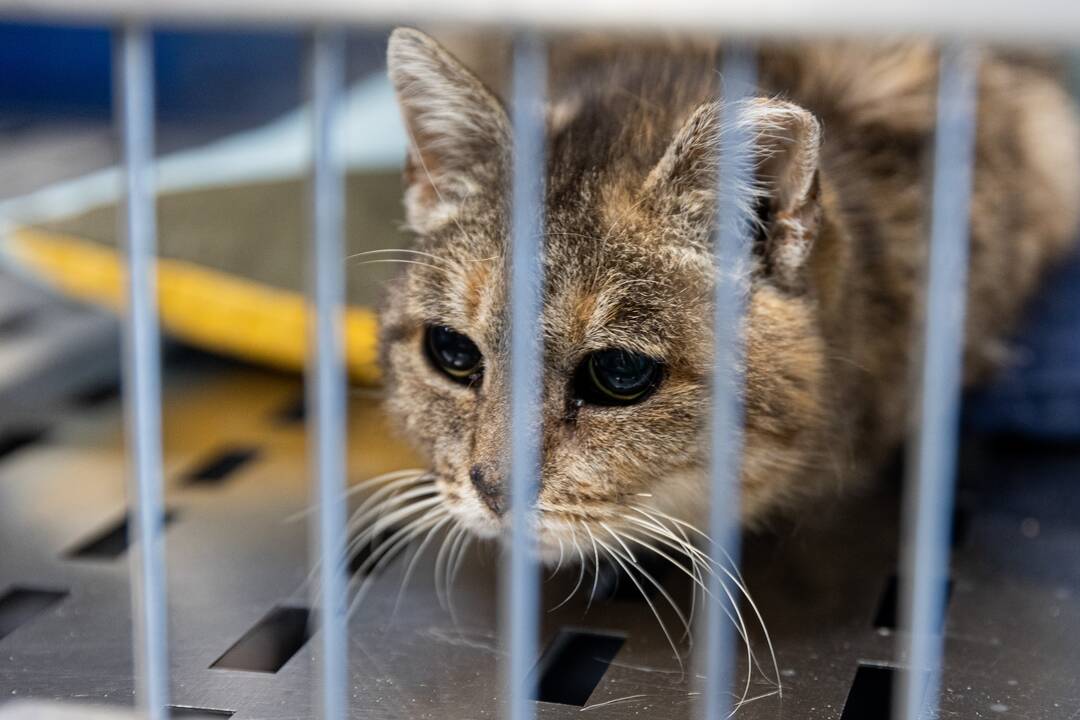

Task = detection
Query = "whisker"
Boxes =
[550,523,587,612]
[344,472,432,525]
[548,534,567,580]
[348,510,446,614]
[284,468,427,523]
[600,521,637,564]
[596,534,693,646]
[615,528,717,638]
[627,509,780,694]
[346,496,442,557]
[444,526,469,628]
[346,248,449,264]
[731,689,781,714]
[583,524,603,612]
[347,484,438,536]
[392,515,454,618]
[595,536,684,675]
[621,523,755,705]
[433,520,462,612]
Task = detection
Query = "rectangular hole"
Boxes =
[272,394,306,425]
[169,706,234,718]
[840,663,929,720]
[951,506,970,549]
[873,575,954,631]
[531,629,625,706]
[0,426,47,461]
[0,586,68,642]
[73,382,120,408]
[0,307,39,336]
[210,606,312,673]
[183,446,261,487]
[66,510,177,560]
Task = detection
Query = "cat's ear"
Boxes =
[644,98,822,290]
[388,28,510,233]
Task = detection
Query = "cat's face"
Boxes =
[379,29,833,557]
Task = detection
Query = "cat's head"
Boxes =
[379,28,836,557]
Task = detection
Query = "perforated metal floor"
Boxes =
[0,347,1077,719]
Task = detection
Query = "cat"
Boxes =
[375,28,1080,567]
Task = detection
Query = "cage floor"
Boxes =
[0,352,1077,719]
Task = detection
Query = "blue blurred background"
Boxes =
[0,22,305,120]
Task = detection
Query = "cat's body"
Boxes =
[379,29,1080,558]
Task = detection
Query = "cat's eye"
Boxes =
[425,324,483,385]
[574,348,662,406]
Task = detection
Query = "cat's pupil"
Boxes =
[593,350,653,394]
[576,348,661,406]
[426,325,482,383]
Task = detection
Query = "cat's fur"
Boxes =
[378,28,1080,555]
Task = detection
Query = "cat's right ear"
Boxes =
[388,28,510,233]
[643,98,823,291]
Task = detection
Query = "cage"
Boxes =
[0,3,1078,720]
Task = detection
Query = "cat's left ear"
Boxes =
[388,28,510,234]
[644,98,822,290]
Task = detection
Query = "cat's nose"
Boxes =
[469,465,506,517]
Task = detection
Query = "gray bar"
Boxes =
[117,23,170,720]
[10,0,1080,42]
[307,27,349,720]
[894,43,979,720]
[503,32,546,720]
[700,46,757,720]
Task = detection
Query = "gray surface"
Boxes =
[0,700,138,719]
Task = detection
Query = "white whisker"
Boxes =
[284,468,427,524]
[550,523,587,612]
[584,524,603,612]
[392,515,454,618]
[627,508,780,696]
[346,248,449,264]
[596,536,685,676]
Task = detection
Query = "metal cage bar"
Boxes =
[700,46,757,720]
[895,42,980,720]
[503,32,547,720]
[117,22,170,720]
[8,1,1080,40]
[307,26,350,720]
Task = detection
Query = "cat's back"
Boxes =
[763,41,1080,381]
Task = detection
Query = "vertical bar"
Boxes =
[503,32,547,720]
[699,46,757,720]
[117,23,169,720]
[894,43,979,720]
[307,27,348,720]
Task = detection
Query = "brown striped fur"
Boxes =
[379,29,1080,554]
